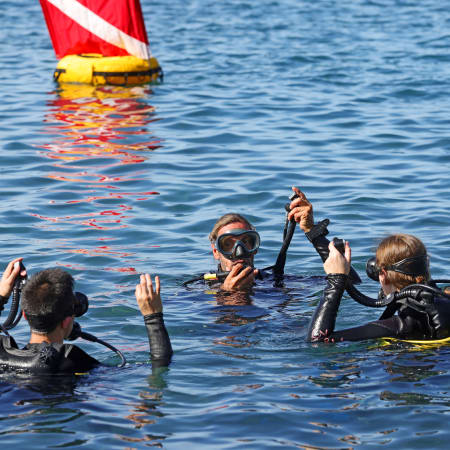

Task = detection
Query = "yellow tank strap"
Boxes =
[382,336,450,345]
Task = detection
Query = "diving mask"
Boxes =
[366,254,430,281]
[215,229,260,261]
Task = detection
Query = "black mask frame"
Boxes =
[366,255,430,281]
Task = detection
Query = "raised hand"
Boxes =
[287,187,314,233]
[135,274,163,315]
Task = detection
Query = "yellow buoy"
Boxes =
[53,54,163,86]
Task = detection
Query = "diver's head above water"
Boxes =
[210,213,258,272]
[22,268,86,344]
[326,233,431,297]
[209,213,260,291]
[374,233,430,295]
[207,188,314,292]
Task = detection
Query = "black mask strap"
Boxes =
[385,255,430,277]
[366,255,429,282]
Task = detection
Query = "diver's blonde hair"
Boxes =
[209,213,255,242]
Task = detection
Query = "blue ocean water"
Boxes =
[0,0,449,447]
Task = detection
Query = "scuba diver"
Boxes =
[297,192,450,342]
[198,187,314,291]
[208,213,260,291]
[0,259,172,373]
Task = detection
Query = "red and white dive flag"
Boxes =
[40,0,151,60]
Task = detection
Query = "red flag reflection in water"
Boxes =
[34,85,163,271]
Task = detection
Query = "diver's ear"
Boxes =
[61,316,73,330]
[211,243,220,260]
[379,269,395,296]
[379,268,387,283]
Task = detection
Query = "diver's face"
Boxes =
[379,270,396,296]
[211,221,257,272]
[64,316,75,340]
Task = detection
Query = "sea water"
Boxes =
[0,0,449,447]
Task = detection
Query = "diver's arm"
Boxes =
[307,273,347,341]
[136,274,173,367]
[307,242,410,342]
[307,273,405,342]
[143,313,173,367]
[307,241,350,341]
[306,272,408,342]
[305,220,332,263]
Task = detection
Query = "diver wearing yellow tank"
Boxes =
[292,192,450,343]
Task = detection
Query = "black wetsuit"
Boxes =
[0,312,172,373]
[305,225,450,342]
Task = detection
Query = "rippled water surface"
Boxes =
[0,0,449,447]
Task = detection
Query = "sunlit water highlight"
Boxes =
[0,0,449,447]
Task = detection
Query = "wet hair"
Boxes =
[376,234,429,290]
[22,268,75,334]
[209,213,255,242]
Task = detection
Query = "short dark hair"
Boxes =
[209,213,255,242]
[22,268,75,333]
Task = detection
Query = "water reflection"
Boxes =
[117,371,169,446]
[30,83,163,273]
[382,352,441,383]
[35,84,161,230]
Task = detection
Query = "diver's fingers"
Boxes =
[344,241,351,264]
[290,187,311,206]
[292,186,307,199]
[155,275,160,295]
[4,258,22,278]
[229,264,243,277]
[328,240,337,253]
[135,276,143,297]
[234,266,253,281]
[145,273,154,295]
[287,202,313,222]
